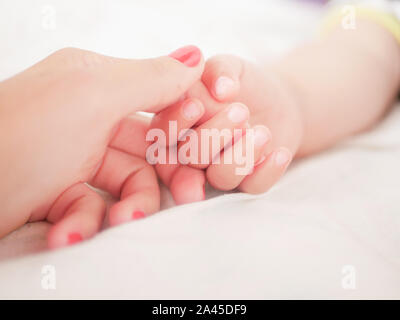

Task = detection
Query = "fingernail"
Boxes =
[182,100,202,120]
[67,232,83,245]
[214,76,235,99]
[227,103,249,123]
[253,126,270,146]
[274,149,292,166]
[132,210,145,220]
[169,45,201,67]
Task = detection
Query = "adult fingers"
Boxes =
[47,183,105,249]
[90,147,160,226]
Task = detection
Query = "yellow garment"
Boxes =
[321,5,400,44]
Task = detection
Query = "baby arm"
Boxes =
[275,18,400,156]
[151,17,400,199]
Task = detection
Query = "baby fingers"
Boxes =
[149,98,205,147]
[179,102,250,169]
[202,55,243,101]
[239,147,292,194]
[206,125,272,191]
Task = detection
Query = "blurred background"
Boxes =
[0,0,324,81]
[1,1,400,299]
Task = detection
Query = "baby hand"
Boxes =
[150,54,303,200]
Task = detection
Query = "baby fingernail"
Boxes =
[169,45,201,67]
[227,103,249,123]
[274,149,292,166]
[182,100,202,120]
[253,125,270,146]
[67,232,83,245]
[214,76,235,99]
[132,210,145,220]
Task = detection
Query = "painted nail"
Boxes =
[253,126,270,146]
[182,100,202,120]
[274,149,291,166]
[67,232,83,245]
[132,210,145,220]
[169,45,201,67]
[227,103,249,123]
[214,76,235,99]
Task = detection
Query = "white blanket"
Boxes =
[0,0,399,299]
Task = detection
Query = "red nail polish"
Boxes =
[67,232,83,245]
[132,210,145,220]
[169,45,201,67]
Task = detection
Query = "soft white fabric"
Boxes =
[0,0,399,299]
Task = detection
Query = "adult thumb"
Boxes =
[81,45,204,117]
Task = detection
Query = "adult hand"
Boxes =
[0,45,204,247]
